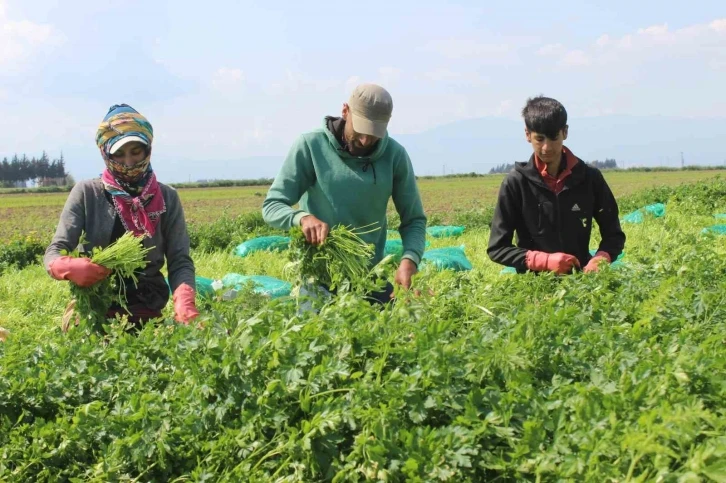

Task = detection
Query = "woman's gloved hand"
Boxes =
[173,283,200,324]
[49,256,111,287]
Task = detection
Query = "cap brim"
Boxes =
[109,135,148,154]
[350,113,388,138]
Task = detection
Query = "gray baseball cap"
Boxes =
[348,83,393,138]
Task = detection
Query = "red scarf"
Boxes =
[101,169,166,237]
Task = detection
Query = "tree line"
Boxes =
[0,152,69,188]
[489,158,619,174]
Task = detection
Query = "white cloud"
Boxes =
[638,23,668,36]
[423,68,461,82]
[537,43,564,56]
[344,75,361,95]
[595,35,610,47]
[549,17,726,70]
[494,99,513,116]
[212,67,244,89]
[377,66,403,86]
[0,2,63,66]
[460,98,516,119]
[264,70,340,97]
[613,20,724,51]
[709,18,726,33]
[538,44,592,66]
[425,38,514,63]
[560,49,591,66]
[616,35,632,49]
[3,20,53,43]
[420,69,489,87]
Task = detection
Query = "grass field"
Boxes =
[1,177,725,480]
[0,170,724,242]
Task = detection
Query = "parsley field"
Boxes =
[1,179,725,482]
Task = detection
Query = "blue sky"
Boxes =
[0,0,724,181]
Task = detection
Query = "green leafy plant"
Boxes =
[188,211,281,252]
[0,232,45,274]
[64,232,153,332]
[1,180,726,482]
[284,223,380,291]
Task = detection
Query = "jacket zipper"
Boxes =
[555,192,564,251]
[556,184,570,252]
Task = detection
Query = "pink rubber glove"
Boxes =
[48,256,111,288]
[526,251,581,275]
[173,283,199,324]
[583,251,612,273]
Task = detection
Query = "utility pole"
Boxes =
[681,152,685,169]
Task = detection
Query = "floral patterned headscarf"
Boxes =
[95,104,165,237]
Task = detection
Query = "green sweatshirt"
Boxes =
[262,118,427,266]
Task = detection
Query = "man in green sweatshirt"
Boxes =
[262,83,427,302]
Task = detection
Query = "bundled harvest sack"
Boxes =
[384,239,404,259]
[233,236,290,258]
[195,276,217,299]
[621,203,665,224]
[384,239,430,260]
[420,246,473,271]
[702,224,726,236]
[426,225,466,238]
[165,276,217,300]
[221,273,292,299]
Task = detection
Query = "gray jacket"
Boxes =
[44,179,195,310]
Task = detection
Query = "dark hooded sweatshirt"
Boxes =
[487,150,625,272]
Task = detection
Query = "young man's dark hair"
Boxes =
[522,96,568,141]
[487,96,625,275]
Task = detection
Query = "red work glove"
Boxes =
[583,251,612,273]
[48,256,111,288]
[526,250,581,275]
[173,283,199,325]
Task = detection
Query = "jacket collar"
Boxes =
[515,147,586,191]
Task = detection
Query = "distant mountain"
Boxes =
[395,115,726,176]
[63,115,726,183]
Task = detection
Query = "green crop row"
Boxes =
[0,178,725,481]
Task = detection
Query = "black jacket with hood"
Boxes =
[487,155,625,272]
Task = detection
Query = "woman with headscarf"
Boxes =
[44,104,199,328]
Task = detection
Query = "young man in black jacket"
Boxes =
[487,96,625,274]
